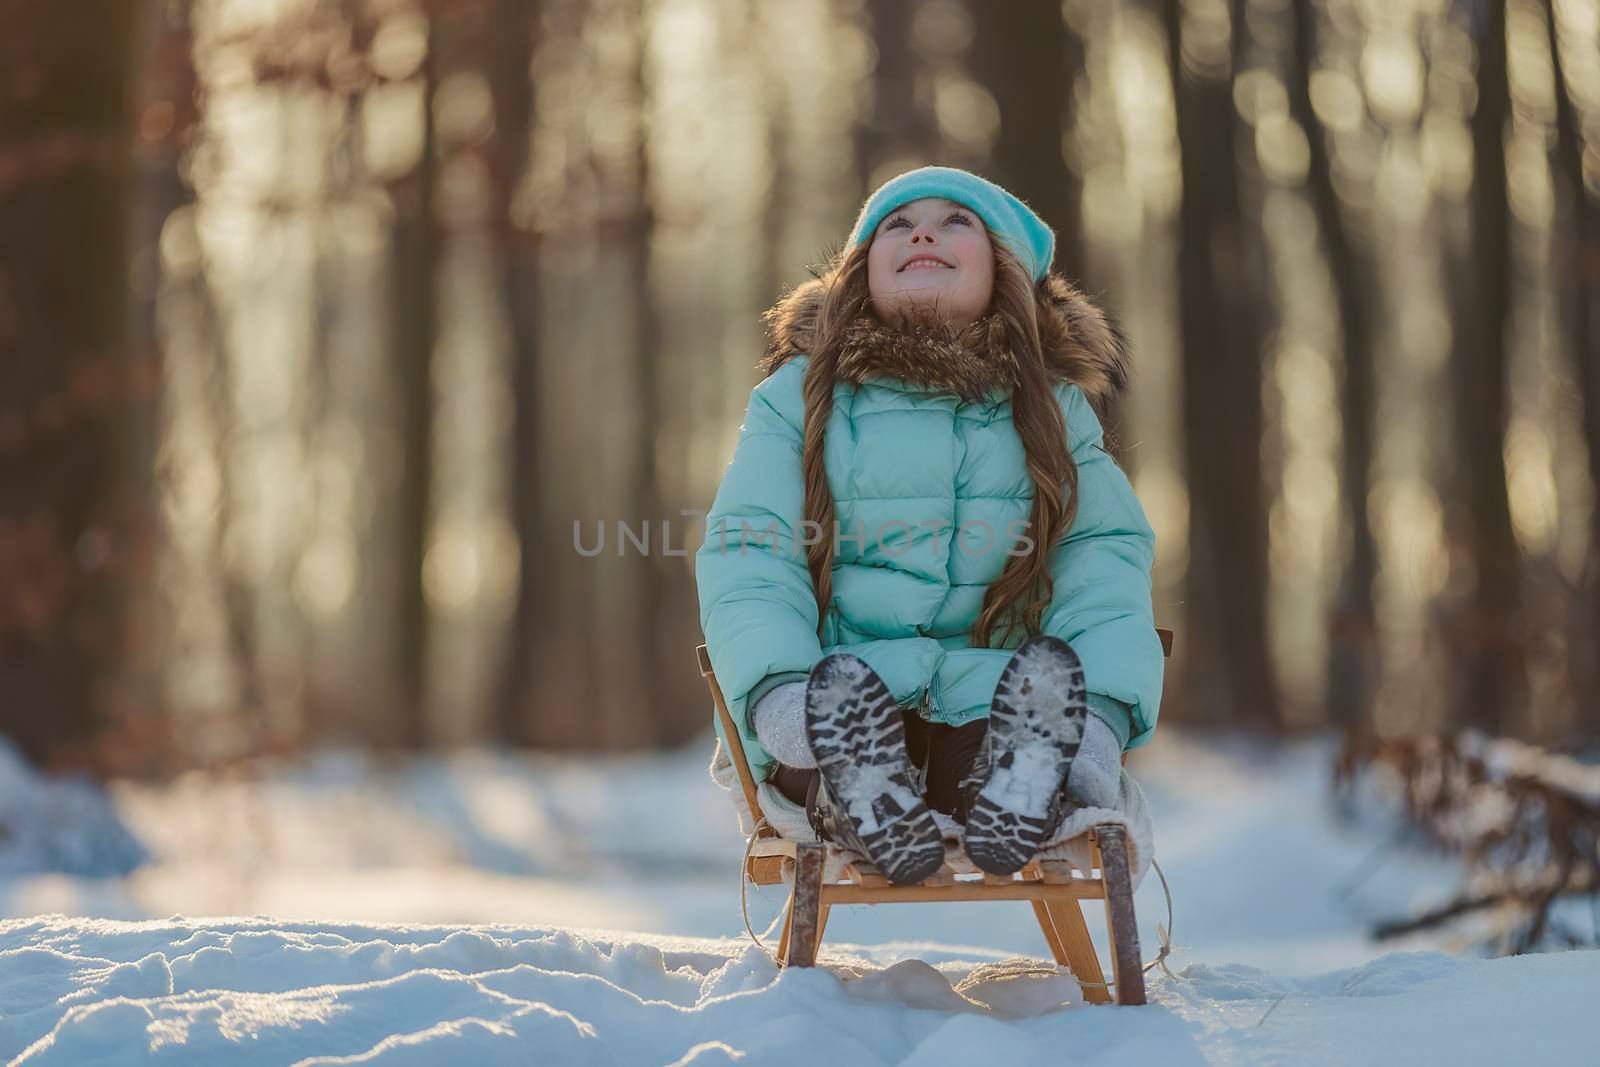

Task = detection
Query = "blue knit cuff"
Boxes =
[1085,693,1133,751]
[746,670,812,716]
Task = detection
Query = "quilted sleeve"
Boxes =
[695,361,825,780]
[1041,385,1166,749]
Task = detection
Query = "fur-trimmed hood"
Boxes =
[756,271,1132,413]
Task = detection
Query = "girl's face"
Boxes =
[866,197,995,330]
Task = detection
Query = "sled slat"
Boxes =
[1037,860,1083,885]
[820,881,1102,904]
[1032,899,1068,961]
[846,863,889,888]
[1047,895,1113,1004]
[747,856,787,884]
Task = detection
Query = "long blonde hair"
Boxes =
[792,238,1078,648]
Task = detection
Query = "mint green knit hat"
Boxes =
[845,166,1056,282]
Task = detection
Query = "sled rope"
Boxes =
[1068,853,1177,990]
[1148,854,1179,979]
[738,816,786,966]
[737,822,1177,982]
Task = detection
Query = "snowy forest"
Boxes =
[2,0,1599,1062]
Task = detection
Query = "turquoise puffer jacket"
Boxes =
[696,274,1165,783]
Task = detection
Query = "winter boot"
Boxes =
[960,634,1087,876]
[803,652,945,886]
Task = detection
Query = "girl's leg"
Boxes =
[921,714,1120,821]
[752,679,821,808]
[923,719,987,822]
[900,704,932,773]
[768,762,819,807]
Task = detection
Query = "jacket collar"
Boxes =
[756,271,1132,412]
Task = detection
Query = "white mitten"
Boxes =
[1064,713,1123,809]
[750,680,816,769]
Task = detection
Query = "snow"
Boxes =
[4,919,1594,1064]
[0,743,145,879]
[2,731,1597,1064]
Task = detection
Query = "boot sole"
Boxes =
[963,635,1087,876]
[805,653,945,886]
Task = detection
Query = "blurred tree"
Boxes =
[0,0,152,769]
[970,2,1122,445]
[1162,0,1282,732]
[132,0,198,467]
[970,0,1082,274]
[621,0,672,748]
[126,0,213,765]
[1543,0,1600,736]
[387,7,440,748]
[1441,0,1523,736]
[512,0,698,751]
[503,0,602,752]
[1288,0,1379,736]
[857,0,941,184]
[487,0,544,747]
[626,5,705,751]
[754,1,792,316]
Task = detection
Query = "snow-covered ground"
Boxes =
[3,730,1596,1064]
[6,916,1595,1065]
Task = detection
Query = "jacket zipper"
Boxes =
[915,676,944,721]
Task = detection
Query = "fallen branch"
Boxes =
[1337,731,1600,954]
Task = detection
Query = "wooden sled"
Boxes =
[696,627,1173,1007]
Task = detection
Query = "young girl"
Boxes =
[697,166,1164,885]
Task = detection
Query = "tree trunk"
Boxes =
[970,0,1081,273]
[971,0,1114,445]
[387,15,440,749]
[0,2,150,769]
[622,178,668,748]
[1162,0,1282,732]
[121,0,203,766]
[858,0,941,186]
[1544,0,1600,737]
[620,0,705,748]
[1443,0,1522,736]
[756,2,791,314]
[1288,0,1380,736]
[487,0,543,748]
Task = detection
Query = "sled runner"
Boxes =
[696,628,1173,1007]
